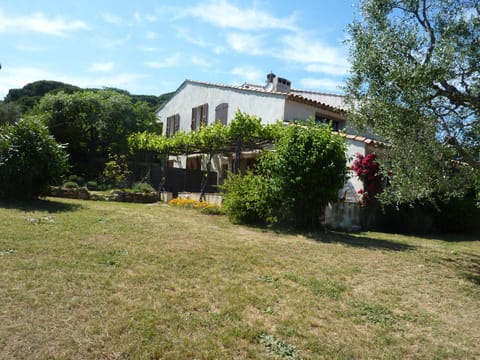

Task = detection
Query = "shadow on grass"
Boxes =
[307,231,416,251]
[439,253,480,286]
[256,223,416,252]
[0,198,83,213]
[421,233,480,242]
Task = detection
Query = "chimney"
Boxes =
[266,72,291,93]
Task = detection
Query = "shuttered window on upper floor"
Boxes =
[215,103,228,125]
[191,103,208,131]
[166,114,180,137]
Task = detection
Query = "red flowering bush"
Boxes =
[351,153,383,204]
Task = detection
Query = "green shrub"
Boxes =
[0,117,69,200]
[222,122,346,229]
[102,154,131,188]
[222,172,276,225]
[86,181,98,190]
[131,182,156,193]
[68,175,85,187]
[63,181,79,189]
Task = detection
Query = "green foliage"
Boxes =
[227,110,263,143]
[260,122,347,228]
[68,175,85,187]
[0,101,22,126]
[345,0,480,205]
[63,181,79,189]
[102,154,131,188]
[86,181,99,190]
[129,112,278,158]
[258,333,298,359]
[0,117,69,199]
[3,80,80,113]
[221,172,276,224]
[131,182,156,193]
[33,89,157,176]
[222,122,347,228]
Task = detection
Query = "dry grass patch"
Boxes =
[0,198,479,359]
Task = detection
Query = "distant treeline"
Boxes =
[0,80,173,125]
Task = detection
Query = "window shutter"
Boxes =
[174,114,180,133]
[166,117,172,137]
[201,103,208,127]
[215,103,228,125]
[191,108,196,131]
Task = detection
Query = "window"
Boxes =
[186,156,201,170]
[191,103,208,131]
[315,113,342,132]
[215,103,228,125]
[166,114,180,137]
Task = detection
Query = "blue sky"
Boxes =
[0,0,358,99]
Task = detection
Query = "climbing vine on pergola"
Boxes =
[128,110,284,199]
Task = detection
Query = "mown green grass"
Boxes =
[0,198,479,359]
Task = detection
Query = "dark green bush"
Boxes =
[86,181,98,190]
[0,117,69,200]
[68,175,85,187]
[131,182,156,193]
[63,181,79,189]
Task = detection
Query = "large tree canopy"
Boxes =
[345,0,480,205]
[34,89,158,175]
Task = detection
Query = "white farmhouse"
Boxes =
[157,73,383,229]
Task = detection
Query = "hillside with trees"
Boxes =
[0,80,173,126]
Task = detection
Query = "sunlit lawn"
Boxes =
[0,198,479,359]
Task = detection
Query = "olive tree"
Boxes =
[345,0,480,205]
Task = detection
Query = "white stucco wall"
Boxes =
[284,99,345,123]
[158,82,287,134]
[345,138,367,194]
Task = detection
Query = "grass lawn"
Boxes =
[0,198,479,359]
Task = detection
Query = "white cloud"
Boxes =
[14,44,45,52]
[280,33,350,75]
[299,78,344,92]
[175,26,211,47]
[213,46,225,55]
[226,33,265,55]
[93,34,131,49]
[191,56,212,68]
[134,12,157,24]
[0,8,88,37]
[101,12,123,25]
[87,62,115,73]
[183,0,297,31]
[144,53,182,68]
[146,31,159,40]
[306,64,350,76]
[232,66,264,83]
[138,46,160,52]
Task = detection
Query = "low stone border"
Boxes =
[50,187,159,204]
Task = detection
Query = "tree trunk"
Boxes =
[200,153,213,202]
[233,139,242,174]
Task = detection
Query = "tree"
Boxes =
[34,89,157,176]
[260,122,347,228]
[228,111,264,173]
[223,122,347,229]
[0,117,69,200]
[345,0,480,205]
[4,80,80,113]
[0,101,22,125]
